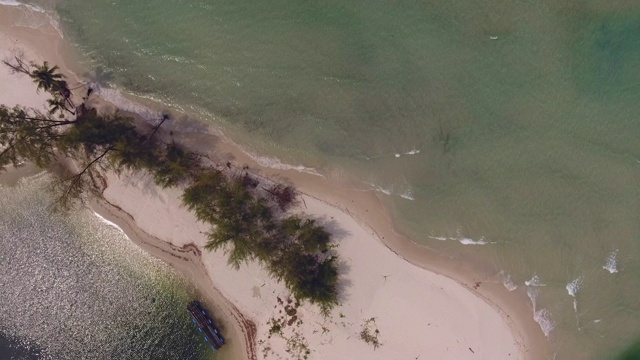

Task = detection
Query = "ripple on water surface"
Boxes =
[0,173,210,359]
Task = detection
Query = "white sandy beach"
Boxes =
[101,171,529,360]
[0,4,547,360]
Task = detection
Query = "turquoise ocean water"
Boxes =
[3,0,640,358]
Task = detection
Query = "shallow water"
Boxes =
[4,0,640,358]
[0,173,211,360]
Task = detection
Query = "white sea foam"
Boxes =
[525,274,547,287]
[428,233,493,245]
[603,249,619,273]
[375,186,393,196]
[22,3,44,13]
[458,237,489,245]
[246,152,322,176]
[387,149,421,159]
[1,0,64,39]
[0,0,21,6]
[527,287,555,337]
[453,227,494,245]
[527,287,539,305]
[534,308,555,337]
[160,54,194,64]
[0,0,45,13]
[93,85,161,121]
[499,270,518,291]
[364,148,420,160]
[363,181,417,201]
[400,189,414,200]
[363,181,393,196]
[566,277,582,298]
[93,212,126,234]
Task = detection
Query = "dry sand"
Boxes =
[0,4,548,360]
[101,171,532,360]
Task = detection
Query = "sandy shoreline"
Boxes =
[88,195,255,360]
[0,4,548,360]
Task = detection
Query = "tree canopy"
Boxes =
[0,59,340,312]
[3,57,74,116]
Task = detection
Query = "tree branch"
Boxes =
[3,110,77,124]
[60,145,114,202]
[148,114,169,141]
[63,145,114,182]
[31,121,76,130]
[2,57,30,76]
[0,136,19,161]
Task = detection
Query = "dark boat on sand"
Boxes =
[187,301,225,351]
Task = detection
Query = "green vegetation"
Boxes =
[182,171,338,311]
[359,317,382,350]
[265,183,297,211]
[265,297,309,360]
[268,318,283,336]
[0,59,339,312]
[3,57,74,115]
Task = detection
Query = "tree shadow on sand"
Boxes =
[312,217,352,307]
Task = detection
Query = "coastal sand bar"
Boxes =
[0,5,546,360]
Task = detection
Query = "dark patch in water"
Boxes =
[615,340,640,360]
[0,333,43,360]
[573,14,640,96]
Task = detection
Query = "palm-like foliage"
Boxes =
[4,58,70,100]
[30,61,65,93]
[46,97,73,118]
[31,62,74,112]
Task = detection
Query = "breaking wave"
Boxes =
[0,0,64,38]
[363,181,415,200]
[499,270,518,291]
[525,275,547,287]
[566,277,582,298]
[399,189,415,200]
[603,250,618,274]
[527,288,555,337]
[428,234,493,245]
[92,85,161,121]
[0,0,22,7]
[244,151,322,176]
